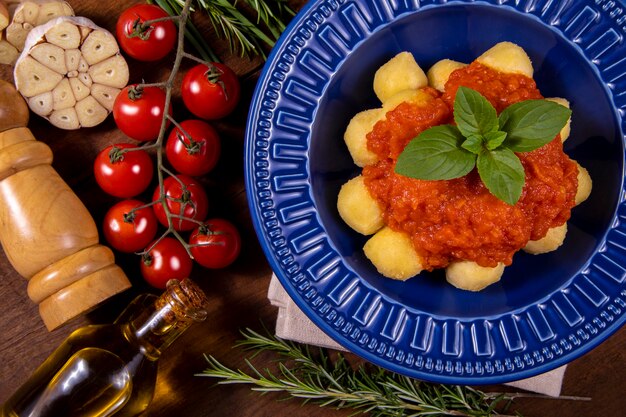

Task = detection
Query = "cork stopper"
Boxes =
[156,279,209,327]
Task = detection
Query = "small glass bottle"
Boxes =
[1,279,208,417]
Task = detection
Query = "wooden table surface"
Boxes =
[0,1,624,416]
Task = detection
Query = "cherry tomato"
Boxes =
[181,63,241,120]
[94,143,153,198]
[113,85,170,141]
[189,219,241,269]
[103,199,158,253]
[140,237,193,289]
[165,120,221,176]
[152,175,209,231]
[116,4,177,62]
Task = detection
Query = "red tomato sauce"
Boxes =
[363,62,578,270]
[367,87,450,159]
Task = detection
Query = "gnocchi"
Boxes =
[523,223,567,255]
[343,109,382,167]
[382,88,435,112]
[445,261,505,292]
[337,175,384,235]
[575,163,592,205]
[427,59,466,92]
[363,227,424,280]
[373,51,428,103]
[344,89,439,167]
[475,41,534,77]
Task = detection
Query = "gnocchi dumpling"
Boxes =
[446,261,505,292]
[426,43,534,91]
[522,164,591,256]
[381,88,435,113]
[363,227,424,280]
[373,51,428,103]
[476,41,533,77]
[575,163,592,205]
[523,223,567,255]
[427,59,466,92]
[344,109,382,167]
[343,89,436,168]
[337,175,384,235]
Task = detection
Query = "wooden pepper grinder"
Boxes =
[0,80,131,330]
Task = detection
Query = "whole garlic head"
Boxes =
[14,16,129,129]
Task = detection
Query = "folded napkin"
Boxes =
[268,274,566,397]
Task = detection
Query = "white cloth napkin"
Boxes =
[268,274,567,397]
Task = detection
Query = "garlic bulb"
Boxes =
[14,16,129,129]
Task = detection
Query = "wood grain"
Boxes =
[0,1,624,416]
[0,117,131,330]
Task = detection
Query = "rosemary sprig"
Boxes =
[155,0,295,59]
[197,328,520,417]
[243,0,295,39]
[203,0,267,58]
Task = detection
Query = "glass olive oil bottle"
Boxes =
[1,279,208,417]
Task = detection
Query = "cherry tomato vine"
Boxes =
[101,0,242,286]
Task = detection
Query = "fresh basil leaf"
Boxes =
[454,86,498,137]
[484,131,507,150]
[476,148,525,205]
[499,100,572,152]
[461,135,484,154]
[395,125,477,180]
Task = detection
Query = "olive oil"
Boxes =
[1,279,208,417]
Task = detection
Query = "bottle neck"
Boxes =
[124,279,208,360]
[125,304,191,360]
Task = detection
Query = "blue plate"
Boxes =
[245,0,626,384]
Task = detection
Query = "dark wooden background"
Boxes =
[0,1,624,416]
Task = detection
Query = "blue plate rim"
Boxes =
[244,0,626,384]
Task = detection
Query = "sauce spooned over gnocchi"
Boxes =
[337,42,592,291]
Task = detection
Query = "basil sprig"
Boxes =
[395,87,571,205]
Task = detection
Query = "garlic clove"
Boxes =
[81,29,118,65]
[79,25,92,43]
[0,39,19,65]
[75,95,107,127]
[77,72,92,87]
[77,55,88,72]
[12,2,39,25]
[14,55,63,97]
[28,91,54,116]
[52,78,75,110]
[0,2,9,31]
[68,77,89,101]
[44,20,80,49]
[64,48,80,72]
[36,2,70,26]
[90,84,120,111]
[49,106,79,130]
[30,43,67,74]
[6,22,31,51]
[88,55,128,88]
